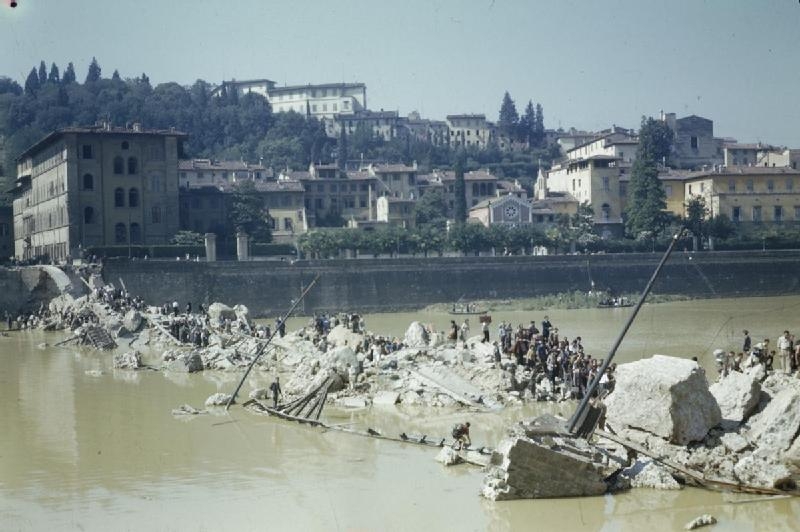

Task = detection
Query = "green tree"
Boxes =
[85,57,102,83]
[412,189,448,228]
[227,180,272,243]
[453,151,467,223]
[498,91,519,140]
[547,203,598,253]
[47,63,60,84]
[337,125,348,174]
[638,116,673,163]
[37,61,47,85]
[111,69,121,82]
[534,103,545,146]
[62,63,76,84]
[449,222,488,256]
[625,116,672,238]
[24,68,39,96]
[519,100,536,146]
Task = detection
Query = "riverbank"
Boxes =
[422,291,691,313]
[101,250,800,317]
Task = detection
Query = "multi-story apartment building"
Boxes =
[0,205,12,259]
[446,114,493,149]
[11,124,184,260]
[418,169,498,213]
[683,166,800,227]
[270,83,366,119]
[565,127,638,165]
[211,79,367,120]
[661,112,726,170]
[545,155,624,237]
[331,110,405,141]
[179,159,271,189]
[179,160,306,244]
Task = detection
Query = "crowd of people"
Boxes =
[715,329,800,378]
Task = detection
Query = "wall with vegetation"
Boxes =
[103,251,800,317]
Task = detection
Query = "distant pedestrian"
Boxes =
[452,422,471,450]
[482,320,489,343]
[172,301,179,317]
[185,302,192,315]
[778,331,792,374]
[743,330,751,353]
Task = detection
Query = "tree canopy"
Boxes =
[625,116,673,238]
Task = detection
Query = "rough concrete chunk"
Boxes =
[606,355,721,445]
[122,310,143,334]
[165,352,203,373]
[404,321,429,348]
[720,432,750,454]
[205,393,233,407]
[733,455,795,489]
[747,388,800,453]
[113,350,142,369]
[709,370,761,429]
[326,325,363,349]
[621,459,681,490]
[481,436,617,500]
[435,446,463,466]
[685,515,717,530]
[207,302,236,322]
[372,391,400,406]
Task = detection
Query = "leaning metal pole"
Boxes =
[567,231,684,434]
[225,274,320,410]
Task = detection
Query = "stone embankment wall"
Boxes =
[101,250,800,317]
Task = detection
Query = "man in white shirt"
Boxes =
[777,330,792,374]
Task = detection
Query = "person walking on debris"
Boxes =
[269,377,283,409]
[743,330,751,353]
[452,422,471,450]
[460,319,470,343]
[482,320,490,343]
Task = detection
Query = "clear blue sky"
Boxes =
[2,0,800,145]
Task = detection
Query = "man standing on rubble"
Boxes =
[269,377,283,409]
[452,422,471,450]
[777,330,792,374]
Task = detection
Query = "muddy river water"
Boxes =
[2,296,800,531]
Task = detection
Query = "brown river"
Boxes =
[2,296,800,531]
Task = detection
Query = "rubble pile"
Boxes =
[606,356,800,492]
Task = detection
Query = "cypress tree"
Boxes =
[85,57,101,83]
[38,60,47,85]
[62,62,77,84]
[47,62,60,84]
[453,151,467,223]
[24,67,39,95]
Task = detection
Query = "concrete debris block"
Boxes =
[744,363,766,382]
[733,455,795,490]
[326,325,363,349]
[719,432,750,454]
[428,331,446,347]
[746,388,800,453]
[621,459,681,490]
[205,393,233,407]
[113,350,143,369]
[164,352,204,373]
[685,515,717,530]
[605,355,721,445]
[207,302,236,322]
[482,435,618,500]
[372,391,400,406]
[400,390,425,405]
[336,396,369,408]
[435,446,463,466]
[232,304,249,322]
[709,370,761,429]
[403,321,429,348]
[122,310,143,334]
[249,388,269,400]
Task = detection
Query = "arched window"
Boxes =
[83,173,94,190]
[113,156,124,174]
[115,223,127,244]
[601,203,611,221]
[128,188,139,207]
[130,223,142,244]
[83,206,95,224]
[127,157,138,174]
[114,187,125,207]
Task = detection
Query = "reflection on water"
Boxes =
[2,296,800,530]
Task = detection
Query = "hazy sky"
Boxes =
[2,0,800,145]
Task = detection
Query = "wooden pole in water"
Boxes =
[225,274,320,410]
[567,231,683,434]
